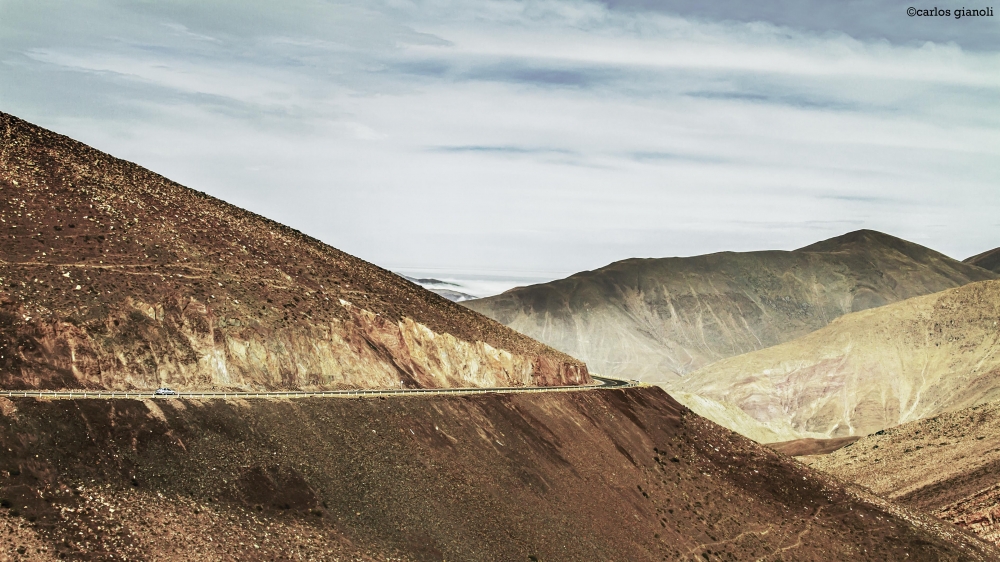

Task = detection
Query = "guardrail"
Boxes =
[0,375,640,401]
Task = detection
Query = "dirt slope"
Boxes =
[672,279,1000,441]
[966,247,1000,273]
[0,387,994,561]
[464,230,994,383]
[768,436,861,457]
[0,112,588,391]
[667,391,793,443]
[806,399,1000,548]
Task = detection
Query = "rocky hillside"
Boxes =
[768,436,861,457]
[806,399,1000,548]
[0,112,588,391]
[0,387,994,560]
[667,391,793,443]
[464,230,994,382]
[671,279,1000,441]
[966,247,1000,273]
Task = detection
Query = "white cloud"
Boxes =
[2,0,998,285]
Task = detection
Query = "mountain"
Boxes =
[0,112,588,391]
[668,391,794,443]
[966,247,1000,273]
[464,230,995,382]
[671,279,1000,441]
[399,275,478,302]
[4,112,998,560]
[426,288,478,302]
[1,387,995,559]
[805,398,1000,548]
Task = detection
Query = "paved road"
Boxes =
[0,375,639,400]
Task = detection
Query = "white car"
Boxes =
[154,387,178,396]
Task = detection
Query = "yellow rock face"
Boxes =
[666,390,796,443]
[671,279,1000,439]
[0,291,588,391]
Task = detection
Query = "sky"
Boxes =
[1,0,998,291]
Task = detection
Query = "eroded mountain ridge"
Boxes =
[0,113,588,391]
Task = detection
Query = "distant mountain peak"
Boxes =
[464,228,995,382]
[795,229,932,255]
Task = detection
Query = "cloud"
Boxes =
[818,194,903,205]
[597,0,999,51]
[432,145,577,155]
[463,61,616,87]
[627,151,727,164]
[392,59,452,78]
[684,90,861,111]
[1,0,998,281]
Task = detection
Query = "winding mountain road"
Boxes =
[0,375,637,400]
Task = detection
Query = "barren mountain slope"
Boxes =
[768,436,861,456]
[0,387,994,560]
[672,279,1000,441]
[464,230,994,382]
[806,399,1000,548]
[966,247,1000,273]
[667,391,793,443]
[0,112,588,391]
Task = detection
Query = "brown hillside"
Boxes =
[0,387,994,560]
[966,247,1000,273]
[806,399,1000,548]
[672,279,1000,441]
[0,112,588,391]
[464,230,994,383]
[768,436,860,457]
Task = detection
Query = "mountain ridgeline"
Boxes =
[0,112,589,391]
[966,247,1000,273]
[464,230,996,382]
